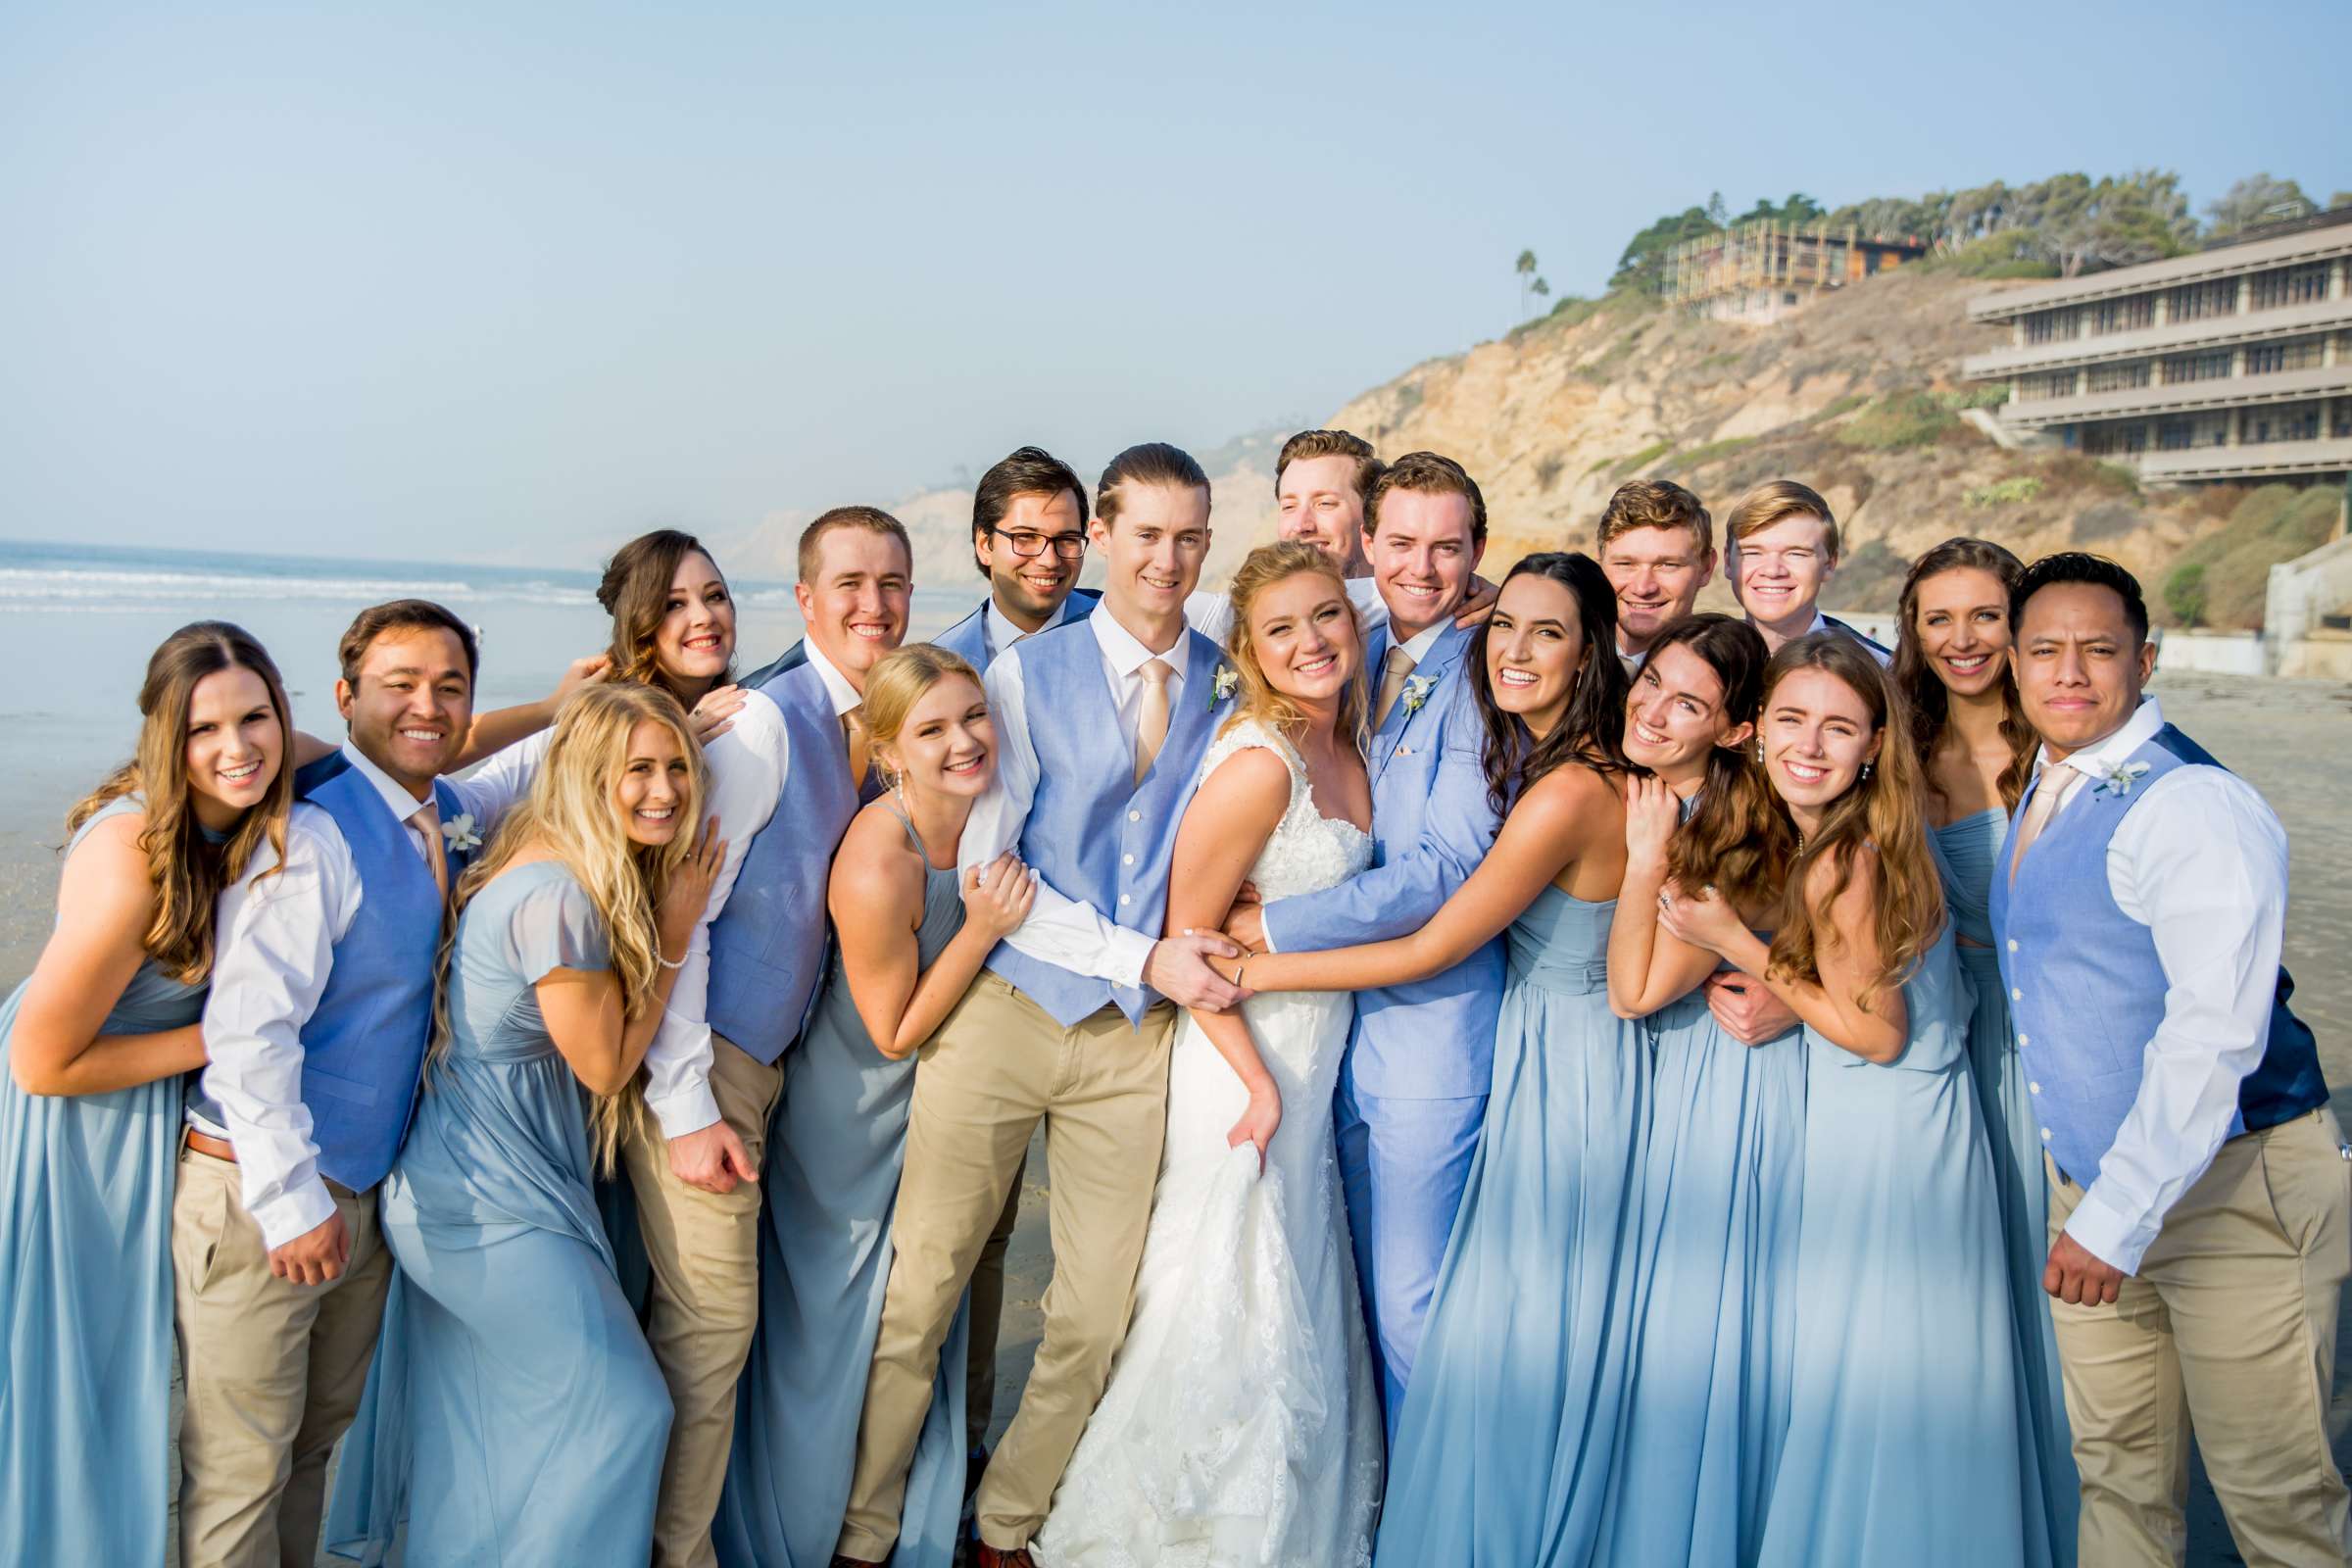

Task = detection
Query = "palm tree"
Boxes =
[1515,249,1539,318]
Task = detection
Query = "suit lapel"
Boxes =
[1370,622,1469,785]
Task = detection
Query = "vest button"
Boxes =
[2029,1082,2040,1094]
[2040,1128,2052,1141]
[1129,810,1142,822]
[2017,1034,2029,1047]
[1118,894,1131,906]
[2012,988,2023,1002]
[1122,853,1135,865]
[2007,940,2019,953]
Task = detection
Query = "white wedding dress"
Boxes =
[1034,720,1385,1568]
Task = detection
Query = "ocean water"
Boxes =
[1,536,976,806]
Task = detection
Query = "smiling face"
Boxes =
[1760,665,1882,819]
[796,525,911,687]
[2015,581,2155,761]
[1275,454,1370,576]
[1730,513,1835,637]
[1369,488,1484,643]
[1485,572,1588,737]
[1623,641,1747,787]
[1604,525,1715,654]
[1912,565,2013,700]
[336,626,474,797]
[1092,482,1211,627]
[1245,567,1360,706]
[612,717,694,847]
[657,550,736,687]
[976,488,1087,629]
[185,665,284,832]
[878,672,996,801]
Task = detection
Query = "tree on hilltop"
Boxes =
[1515,249,1550,318]
[2206,173,2316,237]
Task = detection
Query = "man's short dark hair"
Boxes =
[1365,451,1487,546]
[337,599,479,686]
[2012,552,2150,646]
[970,445,1089,580]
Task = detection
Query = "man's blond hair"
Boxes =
[1725,479,1839,564]
[1596,479,1714,556]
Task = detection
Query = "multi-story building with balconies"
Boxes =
[1960,207,2352,483]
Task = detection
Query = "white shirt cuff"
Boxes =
[2063,1181,2154,1276]
[249,1175,341,1253]
[646,1083,723,1142]
[1107,927,1155,991]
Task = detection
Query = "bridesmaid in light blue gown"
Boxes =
[1897,538,2078,1563]
[717,645,1034,1568]
[1660,631,2049,1568]
[1232,555,1644,1567]
[326,682,721,1565]
[1600,613,1805,1568]
[0,621,293,1567]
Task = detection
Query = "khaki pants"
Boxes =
[2046,1106,2352,1567]
[966,1155,1024,1453]
[839,975,1174,1556]
[172,1146,392,1568]
[622,1034,786,1568]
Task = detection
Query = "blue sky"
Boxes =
[2,0,2346,562]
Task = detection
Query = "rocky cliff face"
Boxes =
[725,269,2297,623]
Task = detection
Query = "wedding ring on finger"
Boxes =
[1657,892,1673,911]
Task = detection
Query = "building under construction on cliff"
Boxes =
[1669,220,1927,324]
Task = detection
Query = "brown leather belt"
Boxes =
[184,1129,238,1162]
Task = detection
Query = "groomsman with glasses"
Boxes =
[1995,552,2346,1568]
[935,445,1101,671]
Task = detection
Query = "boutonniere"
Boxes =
[1207,665,1238,710]
[439,811,483,853]
[1399,673,1436,717]
[2091,760,2151,798]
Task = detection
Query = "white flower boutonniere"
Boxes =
[440,811,484,853]
[1400,673,1436,717]
[1208,665,1239,710]
[2091,760,2151,799]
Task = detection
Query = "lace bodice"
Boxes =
[1195,718,1373,902]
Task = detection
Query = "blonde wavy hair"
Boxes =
[434,682,708,1169]
[1218,541,1368,744]
[68,621,295,984]
[867,644,984,789]
[1761,633,1946,1009]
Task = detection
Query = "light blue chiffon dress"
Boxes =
[1936,808,2079,1565]
[714,802,968,1568]
[1597,961,1806,1567]
[1753,913,2052,1568]
[0,798,195,1566]
[1373,886,1652,1567]
[325,860,671,1565]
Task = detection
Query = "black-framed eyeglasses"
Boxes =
[989,527,1089,561]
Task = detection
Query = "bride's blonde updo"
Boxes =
[1219,541,1368,742]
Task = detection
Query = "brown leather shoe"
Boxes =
[973,1544,1037,1568]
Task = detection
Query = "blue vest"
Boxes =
[986,619,1231,1028]
[1990,723,2325,1185]
[289,753,466,1193]
[706,651,862,1063]
[931,589,1098,671]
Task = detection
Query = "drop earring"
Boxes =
[1861,760,1874,781]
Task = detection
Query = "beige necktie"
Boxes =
[409,800,451,906]
[843,707,871,790]
[1133,659,1174,784]
[1374,645,1417,730]
[2007,763,2073,883]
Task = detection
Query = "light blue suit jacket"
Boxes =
[1259,619,1503,1101]
[930,589,1099,670]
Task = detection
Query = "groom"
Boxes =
[1227,451,1502,1444]
[836,442,1246,1568]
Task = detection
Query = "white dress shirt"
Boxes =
[200,741,523,1249]
[1185,572,1387,648]
[957,604,1195,990]
[977,592,1084,665]
[643,638,863,1139]
[1389,616,1448,667]
[2031,697,2294,1273]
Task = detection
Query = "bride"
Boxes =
[1033,541,1385,1567]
